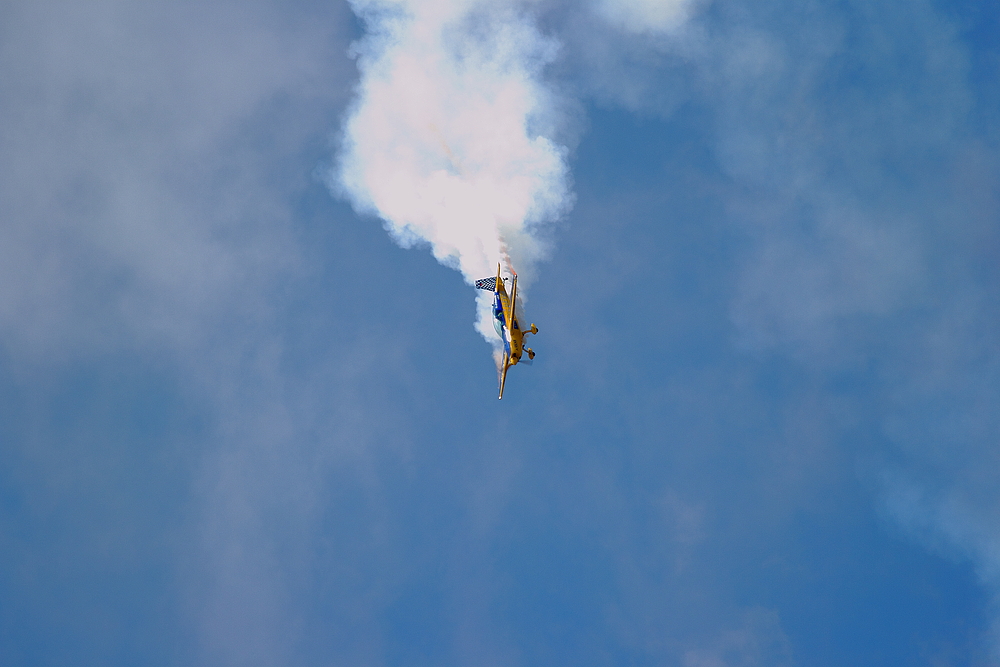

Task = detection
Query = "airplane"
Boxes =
[475,264,538,399]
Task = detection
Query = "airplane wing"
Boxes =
[498,352,509,399]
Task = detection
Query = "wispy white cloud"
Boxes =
[0,2,357,664]
[541,0,1000,659]
[594,0,703,35]
[683,608,793,667]
[0,1,347,362]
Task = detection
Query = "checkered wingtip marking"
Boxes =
[475,277,497,291]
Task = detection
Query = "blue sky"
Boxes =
[1,1,999,665]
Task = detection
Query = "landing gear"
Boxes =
[526,348,535,360]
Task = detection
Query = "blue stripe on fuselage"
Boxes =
[493,292,511,355]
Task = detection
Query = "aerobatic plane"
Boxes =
[475,264,538,399]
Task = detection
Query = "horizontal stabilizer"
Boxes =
[475,277,497,291]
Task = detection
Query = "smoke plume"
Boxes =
[335,0,572,341]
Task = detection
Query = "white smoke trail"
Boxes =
[335,0,571,341]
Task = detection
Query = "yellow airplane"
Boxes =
[475,264,538,399]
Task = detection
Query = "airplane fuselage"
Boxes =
[477,264,537,398]
[494,290,524,365]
